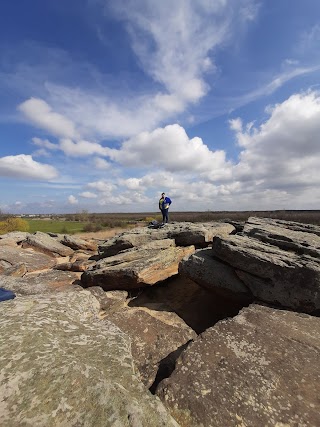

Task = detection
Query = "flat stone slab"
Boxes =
[98,222,234,257]
[157,304,320,427]
[212,233,320,312]
[82,245,195,290]
[0,245,56,274]
[22,232,74,257]
[0,270,80,296]
[243,216,320,257]
[0,291,179,426]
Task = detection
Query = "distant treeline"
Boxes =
[64,210,320,227]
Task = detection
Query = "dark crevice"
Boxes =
[149,340,192,394]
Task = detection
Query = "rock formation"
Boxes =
[0,218,319,426]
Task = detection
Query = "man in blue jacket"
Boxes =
[159,192,172,223]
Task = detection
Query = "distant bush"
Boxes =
[83,223,103,232]
[0,217,30,234]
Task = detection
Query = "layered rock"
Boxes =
[179,248,251,301]
[98,222,234,257]
[0,291,179,427]
[180,217,320,313]
[82,244,195,290]
[157,304,320,427]
[212,233,320,312]
[21,231,74,257]
[0,270,80,295]
[0,245,56,273]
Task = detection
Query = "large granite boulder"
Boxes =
[0,291,179,427]
[22,231,74,257]
[0,245,56,274]
[106,304,196,388]
[157,304,320,427]
[98,222,234,258]
[82,244,195,290]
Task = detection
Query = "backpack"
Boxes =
[148,220,165,229]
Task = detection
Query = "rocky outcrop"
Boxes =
[180,217,320,313]
[98,222,234,257]
[60,234,98,252]
[212,232,320,313]
[157,304,320,427]
[82,244,195,290]
[0,291,179,427]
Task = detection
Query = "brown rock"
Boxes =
[82,245,195,290]
[157,304,320,427]
[61,235,98,251]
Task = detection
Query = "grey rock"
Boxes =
[22,231,74,257]
[243,216,320,257]
[179,248,251,299]
[61,235,98,251]
[157,304,320,427]
[98,222,234,258]
[0,245,56,273]
[0,291,179,427]
[0,231,30,243]
[86,286,128,312]
[212,233,320,312]
[82,245,195,290]
[0,270,80,296]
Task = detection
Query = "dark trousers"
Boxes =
[161,208,169,223]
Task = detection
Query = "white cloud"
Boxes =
[86,180,115,194]
[18,98,77,139]
[0,154,58,180]
[68,195,78,204]
[232,90,320,194]
[79,191,98,198]
[93,157,111,170]
[108,124,232,178]
[59,138,111,157]
[32,137,58,150]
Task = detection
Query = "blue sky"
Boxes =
[1,0,320,214]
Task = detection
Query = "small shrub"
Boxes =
[0,217,30,234]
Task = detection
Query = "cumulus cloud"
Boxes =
[59,138,111,157]
[107,124,232,180]
[32,137,58,150]
[93,157,111,170]
[68,195,78,204]
[79,191,98,198]
[232,90,320,195]
[0,154,58,180]
[18,98,77,138]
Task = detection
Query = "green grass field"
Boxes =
[26,219,87,234]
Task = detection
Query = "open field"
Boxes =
[26,219,87,234]
[21,210,320,235]
[65,210,320,226]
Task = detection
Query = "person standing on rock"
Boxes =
[159,192,172,223]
